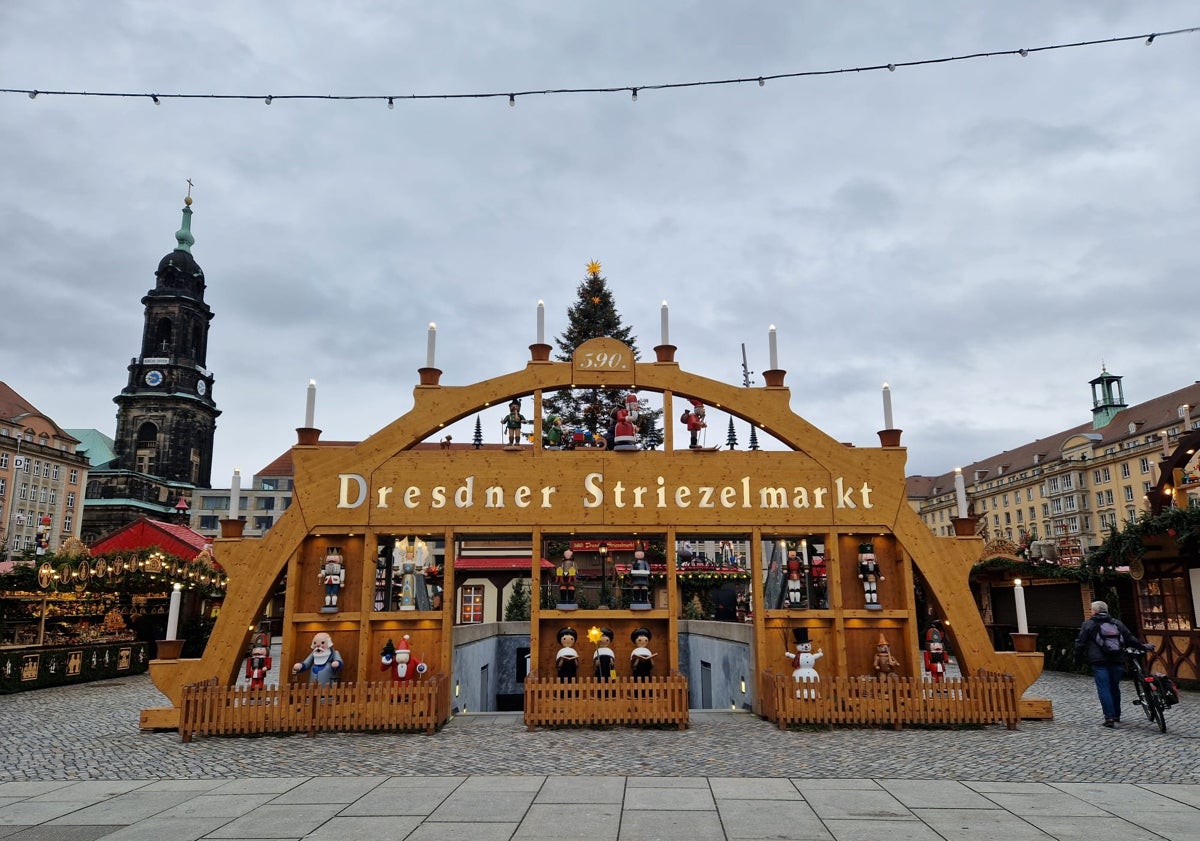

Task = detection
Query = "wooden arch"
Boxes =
[141,339,1046,727]
[1149,429,1200,514]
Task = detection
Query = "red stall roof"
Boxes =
[89,517,210,560]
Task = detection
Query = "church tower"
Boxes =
[113,190,220,488]
[1089,365,1126,430]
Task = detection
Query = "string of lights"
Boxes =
[4,26,1196,108]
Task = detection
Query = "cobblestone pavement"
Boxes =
[1,670,1196,783]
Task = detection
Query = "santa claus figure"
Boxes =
[612,393,640,450]
[924,627,947,683]
[785,627,823,699]
[683,398,707,448]
[292,632,342,685]
[381,635,428,682]
[244,632,272,689]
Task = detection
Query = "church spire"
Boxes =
[174,179,195,253]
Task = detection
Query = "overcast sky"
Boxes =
[2,2,1197,489]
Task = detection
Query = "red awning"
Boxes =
[454,557,554,572]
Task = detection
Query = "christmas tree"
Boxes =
[472,416,483,449]
[542,261,662,445]
[725,417,738,450]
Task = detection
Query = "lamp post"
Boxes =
[597,541,610,607]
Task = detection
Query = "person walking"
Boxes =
[1073,600,1152,728]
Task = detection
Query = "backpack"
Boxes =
[1094,618,1123,657]
[680,410,691,424]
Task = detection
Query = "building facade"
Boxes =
[0,382,90,559]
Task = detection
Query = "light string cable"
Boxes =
[7,26,1197,106]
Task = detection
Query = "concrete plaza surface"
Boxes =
[0,669,1196,840]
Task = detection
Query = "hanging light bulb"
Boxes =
[1018,48,1028,57]
[758,77,764,87]
[387,97,394,109]
[508,93,515,107]
[631,88,638,101]
[264,95,273,105]
[887,64,896,72]
[28,90,38,99]
[151,94,160,105]
[1146,33,1157,45]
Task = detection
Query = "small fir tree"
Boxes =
[725,417,738,450]
[504,579,531,621]
[472,416,483,449]
[748,424,760,451]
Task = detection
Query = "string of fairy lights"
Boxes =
[3,27,1196,108]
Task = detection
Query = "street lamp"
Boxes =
[597,542,609,607]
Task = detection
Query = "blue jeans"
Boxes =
[1092,662,1125,721]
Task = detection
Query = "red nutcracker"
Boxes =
[244,632,272,689]
[380,635,428,682]
[923,627,947,683]
[785,543,805,608]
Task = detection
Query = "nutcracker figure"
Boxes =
[857,540,883,610]
[556,549,578,607]
[924,627,947,683]
[380,635,428,682]
[244,632,272,689]
[555,627,579,680]
[321,547,346,612]
[785,542,806,608]
[784,627,823,699]
[502,399,529,446]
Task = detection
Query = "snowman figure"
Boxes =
[784,627,823,699]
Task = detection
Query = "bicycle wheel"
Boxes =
[1132,673,1157,723]
[1149,689,1167,733]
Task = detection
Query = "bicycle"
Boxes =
[1124,645,1167,733]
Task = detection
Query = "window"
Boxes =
[1140,575,1193,632]
[0,478,5,497]
[48,489,56,505]
[1026,488,1034,501]
[199,515,219,530]
[1140,457,1150,474]
[1095,492,1104,508]
[63,514,72,533]
[66,491,75,508]
[1003,493,1010,507]
[254,515,273,531]
[256,497,276,511]
[1123,486,1134,502]
[1121,463,1131,479]
[459,585,485,624]
[32,460,40,475]
[0,453,7,468]
[19,483,28,500]
[69,468,79,484]
[1104,489,1114,506]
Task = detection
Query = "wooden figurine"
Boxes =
[630,627,656,679]
[292,632,342,685]
[630,541,651,607]
[502,399,529,447]
[924,627,947,683]
[873,632,900,680]
[244,632,272,689]
[785,542,806,608]
[682,398,707,448]
[612,393,640,450]
[381,635,428,682]
[590,626,616,681]
[556,549,578,608]
[785,627,823,699]
[857,539,884,610]
[555,627,579,680]
[320,547,345,612]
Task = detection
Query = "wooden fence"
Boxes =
[523,672,689,730]
[179,676,449,742]
[763,671,1019,730]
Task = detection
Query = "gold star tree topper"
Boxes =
[586,260,602,275]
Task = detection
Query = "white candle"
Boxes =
[228,469,241,520]
[882,382,894,430]
[166,583,182,640]
[768,325,778,369]
[661,301,669,346]
[426,322,437,368]
[304,379,316,427]
[537,300,545,344]
[1013,578,1029,635]
[954,467,968,518]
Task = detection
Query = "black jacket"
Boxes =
[1074,612,1141,666]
